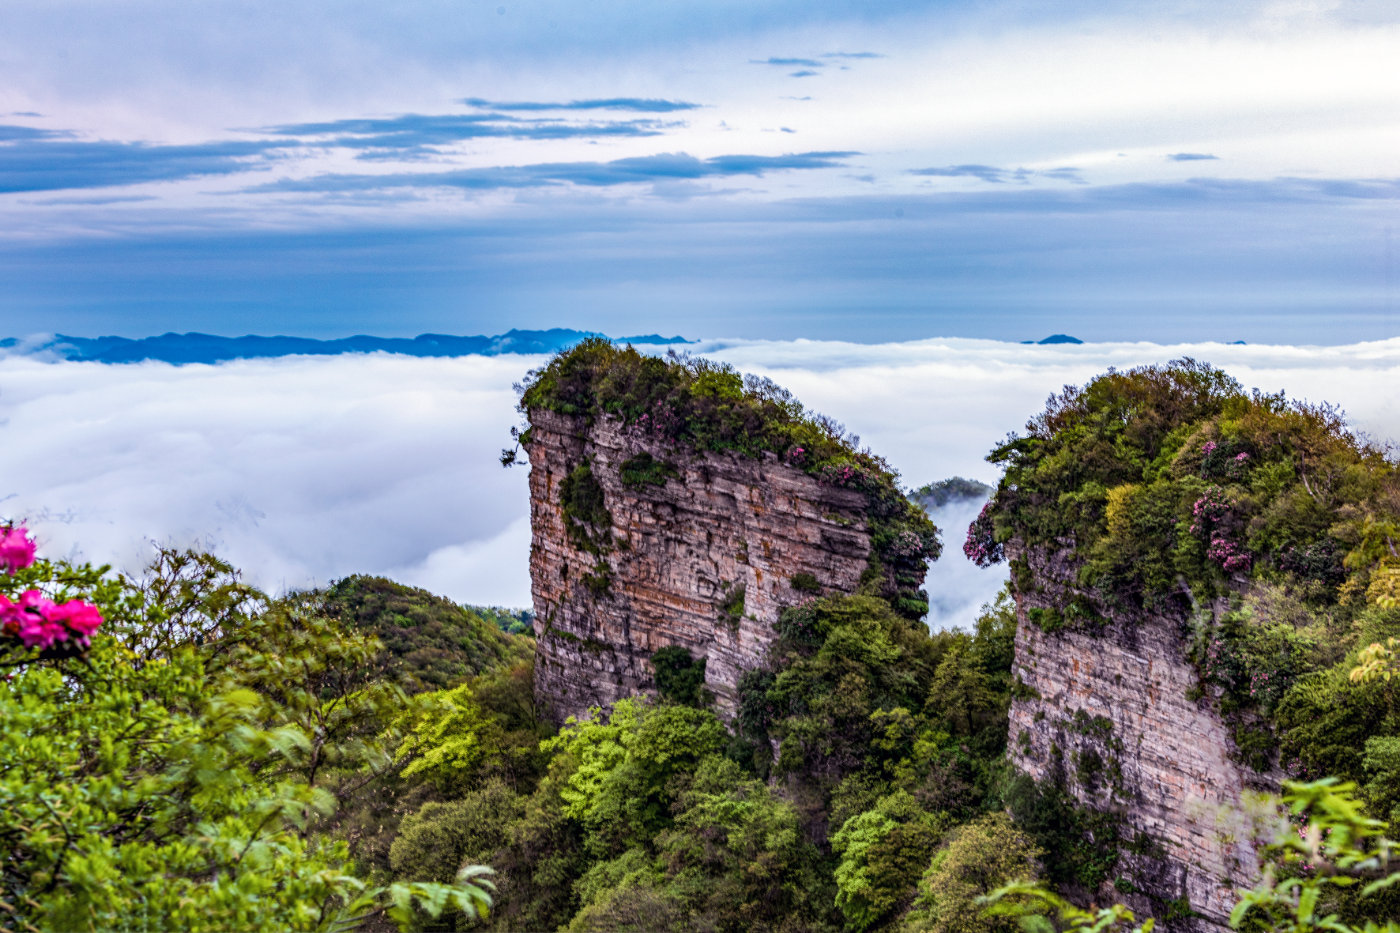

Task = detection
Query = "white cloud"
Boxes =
[0,352,539,601]
[2,337,1398,623]
[384,516,533,608]
[921,493,1007,632]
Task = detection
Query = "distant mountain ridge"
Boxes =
[0,329,689,365]
[1021,333,1083,345]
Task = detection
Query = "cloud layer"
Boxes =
[4,337,1398,628]
[254,150,859,194]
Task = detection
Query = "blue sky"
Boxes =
[1,0,1398,342]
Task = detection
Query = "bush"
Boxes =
[619,452,680,489]
[901,812,1042,933]
[980,359,1398,616]
[833,790,948,931]
[0,545,493,932]
[651,645,708,707]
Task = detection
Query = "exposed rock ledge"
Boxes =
[525,408,884,723]
[1008,544,1276,932]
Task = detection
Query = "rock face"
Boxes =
[525,409,883,722]
[1008,544,1272,932]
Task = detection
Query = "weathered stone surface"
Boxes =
[525,409,880,723]
[1008,544,1274,932]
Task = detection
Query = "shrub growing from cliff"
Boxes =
[518,339,940,617]
[619,451,680,489]
[650,645,708,707]
[559,460,614,555]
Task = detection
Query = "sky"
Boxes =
[1,0,1398,343]
[4,337,1399,630]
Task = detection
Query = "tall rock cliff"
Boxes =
[974,359,1400,931]
[515,340,938,724]
[1005,544,1268,931]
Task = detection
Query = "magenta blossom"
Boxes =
[0,589,105,651]
[964,501,1004,567]
[0,526,37,574]
[45,599,104,639]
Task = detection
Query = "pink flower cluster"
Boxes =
[1207,537,1252,572]
[635,401,682,437]
[785,446,808,467]
[886,529,931,561]
[0,590,103,651]
[964,502,1004,567]
[818,462,862,488]
[1188,487,1233,536]
[1202,636,1227,682]
[0,526,37,574]
[0,526,104,653]
[1200,439,1253,479]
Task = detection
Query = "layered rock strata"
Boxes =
[525,409,883,723]
[1008,544,1272,932]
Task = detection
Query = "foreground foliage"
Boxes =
[987,780,1400,933]
[0,548,496,932]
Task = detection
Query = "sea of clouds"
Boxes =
[2,336,1398,632]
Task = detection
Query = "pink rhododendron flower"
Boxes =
[46,599,104,640]
[0,526,37,574]
[964,501,1004,567]
[0,590,65,649]
[0,588,104,651]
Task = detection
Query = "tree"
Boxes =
[548,698,726,858]
[902,812,1042,933]
[832,790,947,931]
[655,755,828,932]
[0,539,494,932]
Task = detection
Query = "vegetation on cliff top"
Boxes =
[909,477,993,512]
[513,338,941,617]
[972,358,1398,614]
